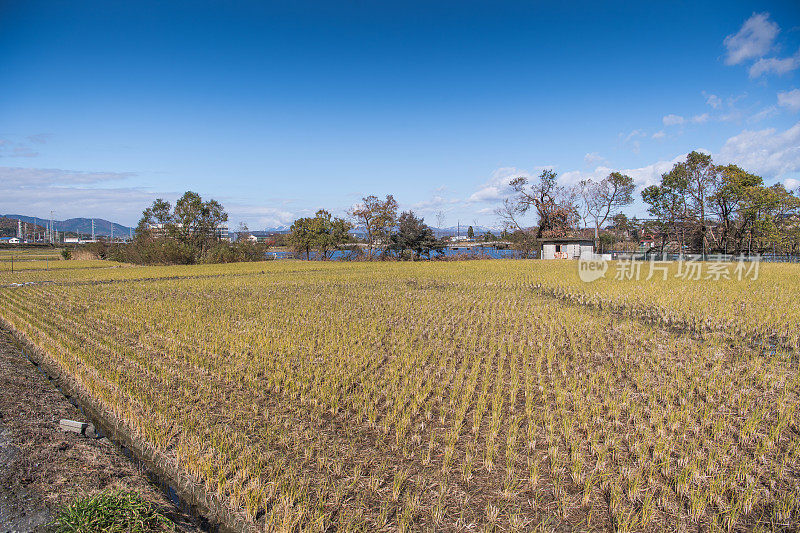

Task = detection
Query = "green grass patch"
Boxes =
[51,490,174,532]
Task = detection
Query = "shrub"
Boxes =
[81,241,110,260]
[50,490,173,532]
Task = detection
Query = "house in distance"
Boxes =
[540,237,594,259]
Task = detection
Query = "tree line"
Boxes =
[287,195,443,260]
[86,150,800,264]
[97,191,267,264]
[498,151,800,256]
[640,151,799,255]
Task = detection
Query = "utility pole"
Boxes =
[91,218,95,241]
[50,211,55,244]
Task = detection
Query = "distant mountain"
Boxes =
[261,225,291,234]
[0,217,43,238]
[433,225,502,236]
[343,223,501,239]
[0,216,44,230]
[2,214,134,237]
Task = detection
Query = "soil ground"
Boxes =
[0,327,200,533]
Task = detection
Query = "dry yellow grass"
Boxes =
[0,260,798,531]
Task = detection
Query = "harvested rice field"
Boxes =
[1,259,798,532]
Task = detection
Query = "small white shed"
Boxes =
[541,238,594,259]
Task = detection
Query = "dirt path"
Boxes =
[0,327,200,533]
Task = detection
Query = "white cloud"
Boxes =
[466,122,800,225]
[778,89,800,112]
[620,130,646,153]
[0,139,40,158]
[717,121,800,177]
[471,155,694,211]
[560,166,611,187]
[0,166,134,187]
[0,165,221,226]
[583,152,605,166]
[412,195,447,209]
[560,155,690,190]
[0,165,329,230]
[0,165,297,228]
[468,167,532,202]
[11,147,38,157]
[27,133,52,145]
[724,12,779,65]
[662,114,685,126]
[749,106,778,123]
[226,204,297,230]
[621,129,646,143]
[0,185,160,225]
[691,113,710,124]
[704,92,722,109]
[469,186,505,203]
[623,155,691,188]
[749,49,800,78]
[727,93,747,107]
[652,130,666,140]
[411,194,461,211]
[720,109,744,123]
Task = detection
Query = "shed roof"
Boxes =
[540,237,594,243]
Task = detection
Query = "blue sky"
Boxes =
[1,1,799,229]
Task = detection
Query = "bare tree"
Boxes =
[436,210,446,237]
[497,169,579,238]
[579,172,635,247]
[236,221,252,243]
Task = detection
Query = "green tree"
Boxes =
[390,211,437,260]
[127,192,229,264]
[136,198,172,237]
[642,168,689,252]
[708,164,763,253]
[349,194,398,258]
[751,184,800,255]
[611,213,632,237]
[467,225,474,239]
[150,198,172,225]
[642,152,800,255]
[172,191,228,255]
[289,209,351,260]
